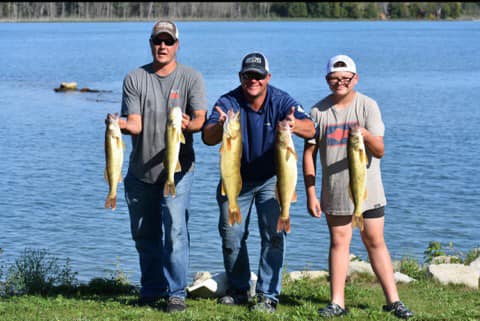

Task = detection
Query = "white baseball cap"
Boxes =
[326,55,357,75]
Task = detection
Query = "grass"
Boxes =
[0,276,479,321]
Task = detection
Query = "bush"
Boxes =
[4,248,78,296]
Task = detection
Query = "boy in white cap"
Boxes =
[303,55,414,319]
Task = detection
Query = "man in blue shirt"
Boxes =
[202,52,315,312]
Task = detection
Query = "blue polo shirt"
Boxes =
[205,85,312,181]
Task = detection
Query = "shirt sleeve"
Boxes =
[306,107,320,145]
[187,70,207,112]
[121,73,141,116]
[365,100,385,137]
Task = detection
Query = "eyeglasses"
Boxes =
[240,72,266,82]
[151,37,176,46]
[326,74,355,85]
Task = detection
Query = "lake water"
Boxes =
[0,21,479,284]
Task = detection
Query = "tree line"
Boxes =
[0,2,477,21]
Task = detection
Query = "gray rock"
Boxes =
[288,270,329,281]
[394,272,416,283]
[348,260,374,276]
[428,264,479,289]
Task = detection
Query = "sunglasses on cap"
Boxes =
[151,37,176,46]
[240,72,266,81]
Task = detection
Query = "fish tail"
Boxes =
[163,181,176,197]
[352,214,364,231]
[276,216,291,233]
[104,196,117,211]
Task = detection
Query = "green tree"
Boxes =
[270,2,289,17]
[363,3,379,19]
[288,2,308,17]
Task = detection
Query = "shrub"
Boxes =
[4,248,78,296]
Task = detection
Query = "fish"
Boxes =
[275,120,298,233]
[104,113,125,210]
[220,109,243,226]
[348,126,368,231]
[164,106,185,197]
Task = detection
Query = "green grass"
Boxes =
[1,276,479,321]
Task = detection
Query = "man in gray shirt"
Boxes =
[116,20,207,313]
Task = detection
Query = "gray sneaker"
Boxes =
[318,303,348,317]
[250,296,277,313]
[166,296,186,313]
[383,301,414,319]
[218,290,249,305]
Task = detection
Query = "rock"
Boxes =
[469,256,480,273]
[431,255,461,264]
[394,272,415,283]
[186,271,257,298]
[288,270,328,281]
[348,260,374,276]
[428,264,479,289]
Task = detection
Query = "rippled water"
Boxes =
[0,21,479,284]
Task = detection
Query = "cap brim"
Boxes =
[151,31,177,41]
[240,67,268,77]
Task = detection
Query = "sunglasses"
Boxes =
[240,72,266,81]
[151,37,176,46]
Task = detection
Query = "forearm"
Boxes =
[362,130,384,158]
[293,118,316,139]
[202,122,223,145]
[186,111,207,133]
[303,143,318,197]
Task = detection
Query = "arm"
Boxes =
[303,141,322,218]
[201,106,227,146]
[284,107,316,139]
[118,114,142,135]
[361,128,384,158]
[182,109,207,133]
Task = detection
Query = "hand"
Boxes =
[284,107,296,130]
[307,196,322,218]
[215,106,227,125]
[181,113,191,131]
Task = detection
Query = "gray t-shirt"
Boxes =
[308,92,386,215]
[121,63,207,184]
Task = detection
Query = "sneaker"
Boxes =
[166,296,186,313]
[250,296,277,313]
[383,301,414,319]
[218,290,249,305]
[318,303,348,317]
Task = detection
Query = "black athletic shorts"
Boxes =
[363,206,385,219]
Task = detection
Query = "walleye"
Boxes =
[164,106,185,197]
[220,109,243,226]
[104,113,125,210]
[348,126,368,231]
[275,120,297,233]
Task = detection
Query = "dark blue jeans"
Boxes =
[124,170,193,299]
[217,176,286,303]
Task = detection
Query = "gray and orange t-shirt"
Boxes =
[121,63,207,184]
[307,92,387,216]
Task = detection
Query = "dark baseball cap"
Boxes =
[239,52,270,77]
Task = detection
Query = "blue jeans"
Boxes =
[124,170,193,299]
[217,176,286,303]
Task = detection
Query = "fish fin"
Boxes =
[291,191,297,202]
[348,185,353,200]
[219,144,224,153]
[104,197,117,210]
[289,147,298,161]
[175,161,182,173]
[221,181,226,196]
[275,185,280,201]
[179,131,186,144]
[360,149,368,164]
[118,172,123,183]
[363,188,368,200]
[276,217,291,233]
[122,141,126,150]
[104,169,108,182]
[163,182,176,198]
